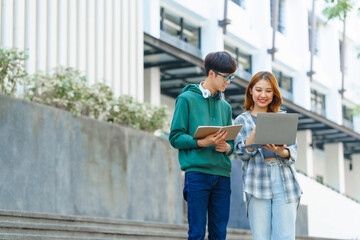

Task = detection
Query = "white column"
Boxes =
[120,0,129,96]
[1,0,14,47]
[57,0,68,67]
[348,154,360,201]
[67,0,76,68]
[135,0,143,102]
[104,0,113,86]
[36,0,47,72]
[251,0,272,72]
[47,0,57,73]
[128,0,137,98]
[76,0,86,74]
[324,142,345,194]
[0,1,2,46]
[143,0,160,38]
[112,0,121,96]
[296,130,314,177]
[95,0,104,83]
[25,0,36,74]
[13,0,25,49]
[144,67,160,105]
[201,0,224,57]
[86,0,95,84]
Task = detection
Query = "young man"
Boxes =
[169,51,237,240]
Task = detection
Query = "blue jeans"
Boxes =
[184,171,231,240]
[248,160,298,240]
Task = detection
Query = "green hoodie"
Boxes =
[169,84,234,177]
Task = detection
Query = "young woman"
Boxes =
[234,71,302,240]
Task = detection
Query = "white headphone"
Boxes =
[199,82,211,98]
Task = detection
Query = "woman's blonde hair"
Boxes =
[244,71,282,112]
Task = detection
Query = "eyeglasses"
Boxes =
[213,70,235,83]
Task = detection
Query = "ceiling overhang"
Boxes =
[144,32,360,159]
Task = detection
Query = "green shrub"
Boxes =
[0,48,28,96]
[25,67,93,117]
[1,47,169,133]
[108,95,169,133]
[24,66,169,132]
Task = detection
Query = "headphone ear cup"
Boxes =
[203,89,211,98]
[199,82,211,99]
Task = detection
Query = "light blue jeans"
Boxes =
[248,160,298,240]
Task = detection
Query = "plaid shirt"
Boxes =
[234,111,302,203]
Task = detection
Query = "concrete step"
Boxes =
[0,210,252,240]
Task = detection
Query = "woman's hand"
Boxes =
[262,144,290,158]
[245,127,256,152]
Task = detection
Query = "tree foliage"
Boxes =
[322,0,356,21]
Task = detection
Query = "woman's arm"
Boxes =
[262,142,297,165]
[234,115,259,161]
[244,127,256,152]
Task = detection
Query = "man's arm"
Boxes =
[169,97,199,150]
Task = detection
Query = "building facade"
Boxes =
[145,0,360,238]
[1,0,360,238]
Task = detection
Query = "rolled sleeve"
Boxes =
[227,140,234,156]
[234,114,258,161]
[234,137,259,161]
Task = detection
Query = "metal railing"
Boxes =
[296,169,360,204]
[160,31,202,59]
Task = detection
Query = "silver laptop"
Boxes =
[243,112,299,148]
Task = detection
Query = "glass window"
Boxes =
[231,0,246,9]
[311,89,326,116]
[272,69,292,93]
[270,0,286,34]
[316,175,323,184]
[342,105,353,128]
[224,43,251,74]
[160,7,201,49]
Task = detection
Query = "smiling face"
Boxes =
[249,78,274,112]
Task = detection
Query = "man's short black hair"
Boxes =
[204,51,237,76]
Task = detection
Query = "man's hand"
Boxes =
[215,140,231,153]
[197,131,231,153]
[197,130,227,147]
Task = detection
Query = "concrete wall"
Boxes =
[0,94,183,224]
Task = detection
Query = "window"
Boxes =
[160,7,201,49]
[272,70,292,94]
[342,105,353,129]
[316,175,323,184]
[224,43,252,74]
[270,0,286,34]
[311,89,326,116]
[308,14,319,55]
[231,0,246,9]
